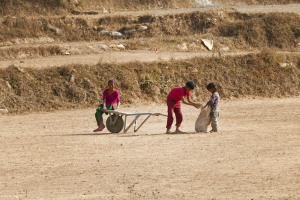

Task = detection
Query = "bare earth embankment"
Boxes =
[0,98,299,199]
[1,4,300,68]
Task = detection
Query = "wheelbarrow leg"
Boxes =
[134,115,152,132]
[124,115,141,133]
[123,115,127,133]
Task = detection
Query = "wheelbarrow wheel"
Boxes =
[106,114,124,133]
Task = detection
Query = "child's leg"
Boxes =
[211,111,219,132]
[166,105,174,130]
[95,104,105,127]
[174,106,183,129]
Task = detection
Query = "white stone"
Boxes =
[201,39,214,51]
[0,109,8,114]
[137,25,148,31]
[99,30,111,36]
[102,7,109,14]
[70,74,75,82]
[116,44,125,50]
[110,31,123,37]
[196,0,213,6]
[6,81,12,89]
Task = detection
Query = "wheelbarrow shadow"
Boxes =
[56,131,122,137]
[118,131,200,137]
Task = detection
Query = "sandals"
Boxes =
[93,125,106,132]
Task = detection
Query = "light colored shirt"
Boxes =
[103,89,120,106]
[206,91,220,112]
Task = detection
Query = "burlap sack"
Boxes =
[195,106,211,133]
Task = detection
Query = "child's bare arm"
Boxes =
[182,96,201,108]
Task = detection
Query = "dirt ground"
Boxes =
[0,50,256,69]
[0,97,299,200]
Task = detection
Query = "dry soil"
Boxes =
[0,97,299,200]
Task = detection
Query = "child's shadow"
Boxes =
[165,131,199,135]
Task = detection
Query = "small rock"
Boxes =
[70,74,75,82]
[116,44,125,50]
[99,30,111,36]
[15,66,24,73]
[5,81,12,89]
[137,25,148,31]
[192,68,198,73]
[201,39,213,51]
[0,109,8,114]
[110,31,123,37]
[102,7,109,14]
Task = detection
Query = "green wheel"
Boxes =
[106,115,124,133]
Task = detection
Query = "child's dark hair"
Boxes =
[186,81,195,90]
[108,79,114,84]
[207,82,217,90]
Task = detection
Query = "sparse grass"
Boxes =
[0,0,193,16]
[0,45,61,60]
[1,11,300,51]
[0,51,299,114]
[0,0,298,16]
[214,0,300,5]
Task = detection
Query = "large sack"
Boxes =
[195,106,211,133]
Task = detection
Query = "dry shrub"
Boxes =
[214,0,300,5]
[0,46,61,60]
[262,14,300,48]
[0,0,299,16]
[0,0,67,15]
[217,12,300,49]
[75,0,192,10]
[1,11,300,50]
[0,52,299,113]
[0,0,192,16]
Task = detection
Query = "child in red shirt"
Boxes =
[93,80,120,132]
[166,81,201,134]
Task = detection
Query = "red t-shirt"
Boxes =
[167,87,190,103]
[102,89,120,106]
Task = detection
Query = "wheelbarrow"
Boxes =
[105,110,167,133]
